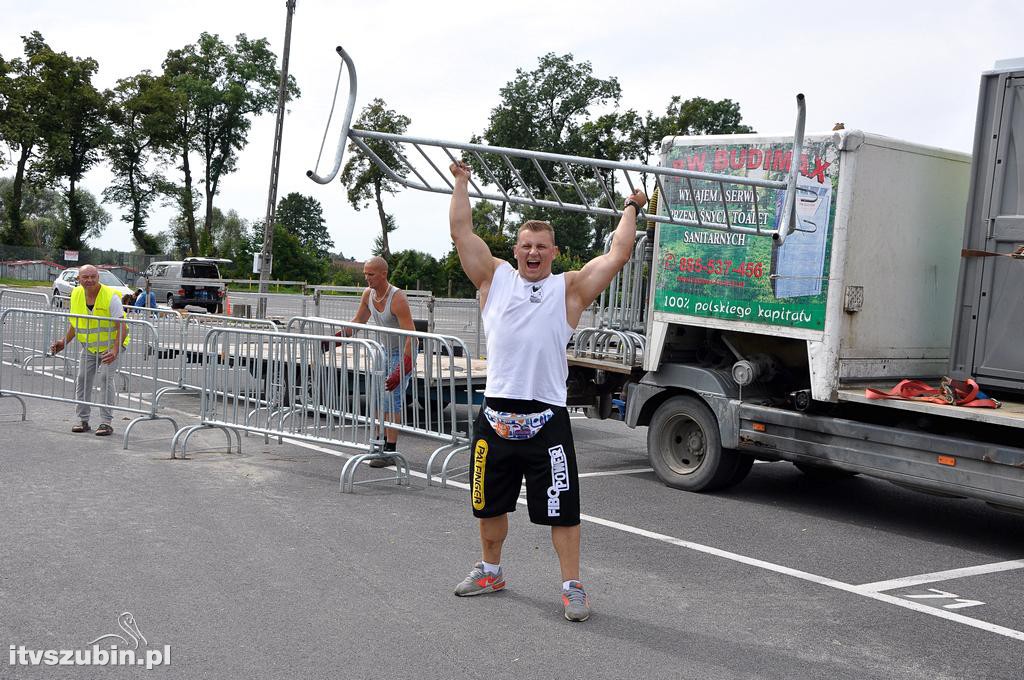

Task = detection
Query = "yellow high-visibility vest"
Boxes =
[69,284,130,353]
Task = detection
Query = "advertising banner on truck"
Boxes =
[653,137,840,333]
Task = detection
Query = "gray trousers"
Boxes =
[75,346,116,424]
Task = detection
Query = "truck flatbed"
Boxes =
[837,381,1024,429]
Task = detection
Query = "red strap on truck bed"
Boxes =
[864,378,1000,408]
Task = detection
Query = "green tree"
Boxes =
[163,32,298,254]
[443,228,513,298]
[252,221,326,283]
[32,40,111,249]
[475,53,621,233]
[620,96,756,187]
[274,192,333,259]
[0,177,107,247]
[372,214,398,258]
[104,72,177,252]
[213,207,252,273]
[469,199,503,235]
[0,32,53,245]
[340,98,411,258]
[159,51,201,254]
[660,96,754,137]
[388,249,444,294]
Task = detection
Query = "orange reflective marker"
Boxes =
[937,455,956,467]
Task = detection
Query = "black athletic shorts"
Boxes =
[470,397,580,526]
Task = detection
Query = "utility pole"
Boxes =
[257,0,297,319]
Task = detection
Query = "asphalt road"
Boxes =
[1,393,1022,680]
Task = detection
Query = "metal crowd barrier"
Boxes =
[310,286,433,322]
[0,290,55,362]
[0,308,178,447]
[170,327,407,492]
[227,291,309,320]
[0,288,51,310]
[567,232,649,369]
[287,316,477,487]
[175,313,279,396]
[595,233,649,334]
[571,328,646,368]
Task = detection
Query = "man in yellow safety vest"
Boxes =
[49,264,128,436]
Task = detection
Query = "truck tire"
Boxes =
[166,293,174,308]
[728,452,755,486]
[647,395,744,491]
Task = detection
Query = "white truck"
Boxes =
[589,59,1024,513]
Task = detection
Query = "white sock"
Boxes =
[563,580,580,590]
[482,561,501,575]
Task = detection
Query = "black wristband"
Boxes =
[624,199,643,214]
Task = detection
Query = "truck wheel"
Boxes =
[166,293,174,307]
[647,395,743,491]
[727,451,755,487]
[793,462,858,480]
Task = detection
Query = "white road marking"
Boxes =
[857,560,1024,593]
[8,372,1024,643]
[279,438,1024,643]
[577,467,652,478]
[902,589,986,610]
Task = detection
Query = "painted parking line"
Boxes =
[9,375,1023,644]
[282,437,1024,643]
[577,467,652,478]
[857,560,1024,593]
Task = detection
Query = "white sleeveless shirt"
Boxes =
[482,262,575,406]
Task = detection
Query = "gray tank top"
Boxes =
[369,285,401,354]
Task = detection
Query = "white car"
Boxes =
[52,268,134,301]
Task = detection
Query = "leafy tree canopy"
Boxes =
[340,98,411,258]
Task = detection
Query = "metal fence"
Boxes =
[170,327,406,491]
[287,317,478,486]
[226,291,311,320]
[0,308,178,447]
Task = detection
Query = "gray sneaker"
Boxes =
[561,581,590,622]
[367,457,394,468]
[454,562,505,597]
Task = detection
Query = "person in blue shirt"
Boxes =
[133,279,158,309]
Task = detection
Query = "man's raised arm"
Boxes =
[565,189,648,324]
[449,161,500,290]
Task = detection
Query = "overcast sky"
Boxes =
[2,0,1022,264]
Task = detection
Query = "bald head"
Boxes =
[364,256,389,273]
[362,256,390,293]
[77,264,100,292]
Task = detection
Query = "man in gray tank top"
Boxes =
[448,160,646,622]
[347,257,416,466]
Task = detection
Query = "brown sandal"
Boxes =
[71,422,91,433]
[95,424,113,436]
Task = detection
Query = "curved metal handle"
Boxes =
[306,45,359,184]
[774,93,806,246]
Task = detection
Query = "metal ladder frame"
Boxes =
[307,46,808,245]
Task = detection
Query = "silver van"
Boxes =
[140,258,229,313]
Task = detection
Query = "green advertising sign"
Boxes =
[653,138,840,332]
